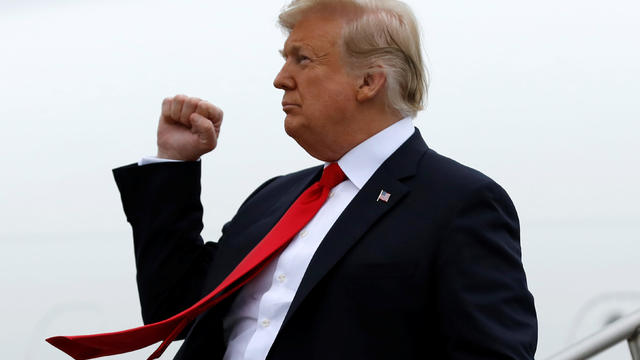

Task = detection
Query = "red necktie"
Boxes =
[47,163,346,360]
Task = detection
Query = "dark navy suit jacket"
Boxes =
[113,129,537,359]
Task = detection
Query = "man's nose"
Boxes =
[273,63,295,91]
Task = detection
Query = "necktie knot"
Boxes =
[319,163,346,189]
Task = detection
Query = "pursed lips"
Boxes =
[282,102,301,113]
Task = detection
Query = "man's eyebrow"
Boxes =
[279,45,301,59]
[281,43,320,59]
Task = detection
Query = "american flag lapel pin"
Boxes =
[377,189,391,203]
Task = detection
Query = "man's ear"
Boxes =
[356,69,386,103]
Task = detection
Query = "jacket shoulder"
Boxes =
[229,165,322,219]
[420,149,497,189]
[414,148,518,218]
[246,165,321,200]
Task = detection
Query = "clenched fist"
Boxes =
[156,95,223,161]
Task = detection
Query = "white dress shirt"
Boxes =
[140,117,414,359]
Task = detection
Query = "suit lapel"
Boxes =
[205,166,323,291]
[190,166,323,330]
[281,129,429,327]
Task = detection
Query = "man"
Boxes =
[52,0,537,359]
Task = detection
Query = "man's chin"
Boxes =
[283,115,301,138]
[284,118,311,152]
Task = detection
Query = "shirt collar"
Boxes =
[328,117,415,190]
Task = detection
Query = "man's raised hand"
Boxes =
[157,95,223,161]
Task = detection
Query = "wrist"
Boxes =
[156,150,179,161]
[156,150,198,162]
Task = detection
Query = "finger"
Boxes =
[196,101,223,125]
[161,97,172,120]
[190,113,216,148]
[171,95,187,123]
[196,101,223,136]
[180,97,200,125]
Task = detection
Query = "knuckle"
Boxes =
[173,96,185,109]
[196,100,207,109]
[196,102,209,115]
[187,97,200,108]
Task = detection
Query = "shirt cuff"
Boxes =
[138,156,200,166]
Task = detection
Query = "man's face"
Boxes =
[274,12,359,161]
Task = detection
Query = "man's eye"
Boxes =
[298,55,311,63]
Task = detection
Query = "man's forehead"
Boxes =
[281,18,342,54]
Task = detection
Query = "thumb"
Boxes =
[190,113,216,149]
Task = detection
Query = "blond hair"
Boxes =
[278,0,428,118]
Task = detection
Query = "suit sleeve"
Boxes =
[435,181,538,359]
[112,161,280,337]
[113,161,215,328]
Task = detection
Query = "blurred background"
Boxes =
[1,0,638,358]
